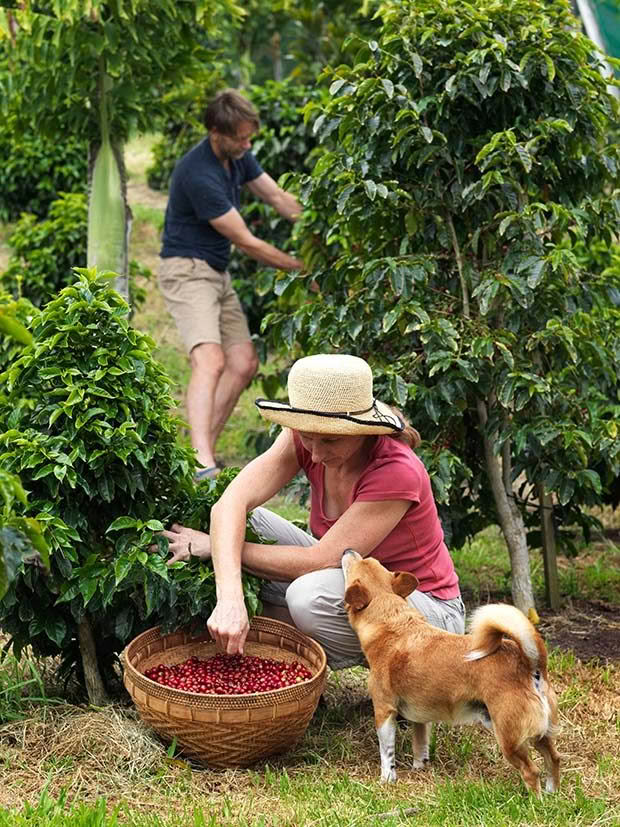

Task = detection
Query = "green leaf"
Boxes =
[145,519,164,531]
[381,79,394,98]
[45,616,67,648]
[0,311,33,346]
[79,577,98,605]
[411,52,423,78]
[363,179,377,200]
[106,516,138,533]
[337,185,355,214]
[114,556,133,586]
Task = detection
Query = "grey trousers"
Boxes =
[249,507,466,670]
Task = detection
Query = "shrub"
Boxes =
[0,270,262,696]
[0,121,87,223]
[1,192,151,309]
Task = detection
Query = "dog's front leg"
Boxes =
[412,722,431,769]
[375,708,398,782]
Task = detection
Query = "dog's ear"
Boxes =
[391,571,419,599]
[344,581,371,612]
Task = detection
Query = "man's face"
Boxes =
[212,120,257,161]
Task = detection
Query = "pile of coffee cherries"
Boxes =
[144,653,313,695]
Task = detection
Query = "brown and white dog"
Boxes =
[341,549,560,795]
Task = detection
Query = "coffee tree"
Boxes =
[0,310,48,599]
[265,0,620,612]
[0,270,262,702]
[1,192,150,309]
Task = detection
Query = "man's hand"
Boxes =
[207,599,250,655]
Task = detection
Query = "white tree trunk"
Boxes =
[477,399,536,613]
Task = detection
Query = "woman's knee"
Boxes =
[284,576,320,632]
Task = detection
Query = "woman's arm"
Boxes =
[238,498,411,580]
[206,430,300,653]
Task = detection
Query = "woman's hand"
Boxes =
[152,523,212,565]
[207,599,250,655]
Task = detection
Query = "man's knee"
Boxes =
[226,344,258,386]
[190,343,226,378]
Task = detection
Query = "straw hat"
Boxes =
[255,354,404,435]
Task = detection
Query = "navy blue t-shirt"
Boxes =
[161,138,263,271]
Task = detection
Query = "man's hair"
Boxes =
[203,89,260,135]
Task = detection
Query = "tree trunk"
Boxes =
[270,32,282,82]
[538,483,560,610]
[476,399,536,613]
[77,615,109,705]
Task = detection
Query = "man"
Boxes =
[158,88,303,480]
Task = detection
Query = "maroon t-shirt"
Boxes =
[293,433,460,599]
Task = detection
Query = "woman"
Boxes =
[160,354,465,669]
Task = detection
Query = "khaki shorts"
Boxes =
[158,256,251,354]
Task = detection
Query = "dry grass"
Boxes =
[0,656,618,819]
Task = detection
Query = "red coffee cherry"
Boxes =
[144,653,313,694]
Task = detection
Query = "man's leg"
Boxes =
[187,342,226,471]
[187,341,257,470]
[210,340,258,447]
[205,270,258,458]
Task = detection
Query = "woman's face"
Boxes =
[296,432,370,468]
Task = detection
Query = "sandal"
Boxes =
[194,465,219,482]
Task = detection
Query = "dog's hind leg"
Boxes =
[498,738,542,796]
[534,735,560,793]
[411,722,431,769]
[375,704,398,783]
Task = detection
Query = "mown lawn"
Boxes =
[0,135,618,826]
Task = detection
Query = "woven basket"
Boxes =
[123,617,327,768]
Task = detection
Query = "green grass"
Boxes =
[132,203,165,234]
[0,777,615,826]
[0,652,61,721]
[452,526,620,607]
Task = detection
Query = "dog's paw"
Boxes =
[381,768,397,783]
[412,758,430,770]
[545,778,558,794]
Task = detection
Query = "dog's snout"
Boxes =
[342,548,361,562]
[341,548,361,580]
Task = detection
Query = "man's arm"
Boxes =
[246,172,302,222]
[210,206,303,271]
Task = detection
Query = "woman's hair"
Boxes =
[388,407,421,450]
[203,88,260,135]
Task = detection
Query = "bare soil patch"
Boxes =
[539,598,620,664]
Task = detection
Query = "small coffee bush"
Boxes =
[0,269,262,698]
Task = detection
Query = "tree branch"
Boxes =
[447,213,470,318]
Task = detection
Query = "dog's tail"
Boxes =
[465,603,546,672]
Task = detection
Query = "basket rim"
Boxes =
[123,616,327,703]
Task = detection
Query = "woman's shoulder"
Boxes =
[371,436,420,464]
[365,436,425,480]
